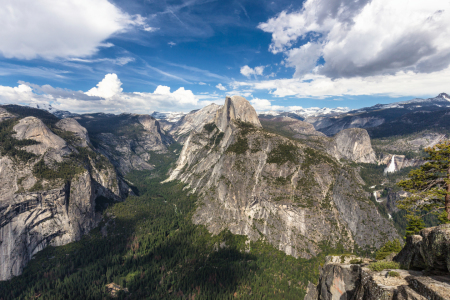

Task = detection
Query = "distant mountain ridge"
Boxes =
[304,93,450,136]
[30,103,79,119]
[259,107,350,119]
[17,92,450,140]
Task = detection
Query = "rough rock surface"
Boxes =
[380,154,424,173]
[375,132,446,154]
[328,128,377,163]
[215,96,262,131]
[56,118,91,147]
[167,96,398,259]
[305,255,450,300]
[77,114,172,175]
[260,116,377,164]
[260,116,326,138]
[13,117,70,158]
[0,113,126,281]
[169,104,221,143]
[284,118,327,138]
[395,225,450,273]
[0,108,15,122]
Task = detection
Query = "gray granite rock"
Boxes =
[56,118,91,147]
[329,128,377,163]
[166,96,399,259]
[215,96,262,131]
[169,104,221,143]
[395,225,450,273]
[304,256,450,300]
[0,114,127,281]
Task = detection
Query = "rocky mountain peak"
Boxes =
[437,92,450,101]
[331,128,376,163]
[0,107,15,122]
[167,96,398,260]
[215,96,262,131]
[169,103,221,142]
[137,115,162,135]
[13,116,69,157]
[55,118,90,147]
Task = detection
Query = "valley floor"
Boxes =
[0,155,350,300]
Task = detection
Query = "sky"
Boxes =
[0,0,449,114]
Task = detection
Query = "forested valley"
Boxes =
[0,145,348,299]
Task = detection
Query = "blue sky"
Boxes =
[0,0,449,114]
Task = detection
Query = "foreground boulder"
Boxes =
[394,224,450,273]
[305,255,450,300]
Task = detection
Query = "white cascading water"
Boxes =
[384,155,396,174]
[374,191,383,203]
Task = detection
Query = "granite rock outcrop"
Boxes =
[0,111,126,281]
[215,96,262,131]
[329,128,377,163]
[55,118,91,147]
[304,255,450,300]
[168,104,221,143]
[76,113,172,175]
[394,224,450,273]
[166,96,398,259]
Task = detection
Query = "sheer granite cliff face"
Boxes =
[168,104,221,143]
[76,114,172,175]
[0,116,126,281]
[167,96,398,259]
[304,255,450,300]
[215,96,262,131]
[328,128,377,164]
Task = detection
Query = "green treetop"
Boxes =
[397,140,450,222]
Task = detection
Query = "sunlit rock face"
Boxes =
[0,112,127,281]
[329,128,376,163]
[56,118,91,147]
[169,104,221,143]
[305,253,450,300]
[75,113,172,175]
[167,96,398,260]
[215,96,262,131]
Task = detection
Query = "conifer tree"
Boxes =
[397,140,450,222]
[405,215,425,237]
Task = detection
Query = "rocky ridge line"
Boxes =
[0,114,127,281]
[166,95,398,259]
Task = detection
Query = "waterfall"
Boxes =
[374,191,383,203]
[384,155,396,174]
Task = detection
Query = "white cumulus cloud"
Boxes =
[249,98,282,111]
[258,0,450,78]
[240,65,265,78]
[0,73,204,114]
[86,73,123,99]
[216,83,227,91]
[232,67,450,98]
[0,0,152,60]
